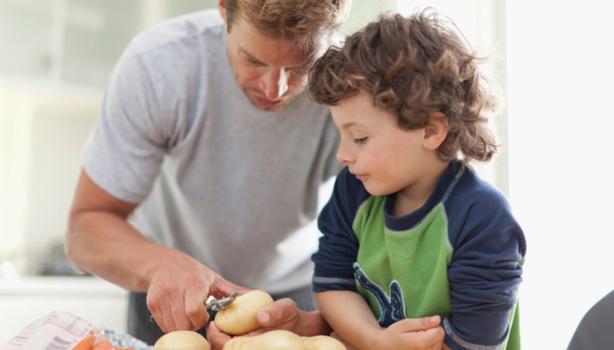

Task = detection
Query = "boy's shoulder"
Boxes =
[445,165,524,250]
[451,165,513,214]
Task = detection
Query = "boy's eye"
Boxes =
[354,137,368,144]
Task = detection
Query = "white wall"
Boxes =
[0,83,100,267]
[507,1,614,348]
[398,0,508,192]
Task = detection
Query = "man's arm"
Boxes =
[67,169,155,291]
[66,170,244,332]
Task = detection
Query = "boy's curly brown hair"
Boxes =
[309,10,498,162]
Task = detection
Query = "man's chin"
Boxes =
[245,91,293,111]
[250,98,286,111]
[253,101,285,111]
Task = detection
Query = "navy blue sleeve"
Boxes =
[444,178,527,349]
[312,167,369,292]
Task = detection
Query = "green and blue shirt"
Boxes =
[312,160,526,349]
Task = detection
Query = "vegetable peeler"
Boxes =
[204,292,238,312]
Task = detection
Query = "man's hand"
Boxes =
[205,321,232,350]
[206,297,330,349]
[146,249,247,333]
[254,298,330,336]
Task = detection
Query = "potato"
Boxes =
[302,335,347,350]
[154,330,210,350]
[214,290,274,335]
[223,331,347,350]
[223,330,303,350]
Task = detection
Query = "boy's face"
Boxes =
[223,13,323,111]
[331,92,435,197]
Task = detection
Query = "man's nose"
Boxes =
[263,67,289,100]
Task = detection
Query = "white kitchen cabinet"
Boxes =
[0,1,56,80]
[0,0,217,267]
[0,0,217,86]
[0,276,128,345]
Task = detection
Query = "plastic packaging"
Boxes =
[1,311,152,350]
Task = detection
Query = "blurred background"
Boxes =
[1,0,613,348]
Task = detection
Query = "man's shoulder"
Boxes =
[128,9,224,57]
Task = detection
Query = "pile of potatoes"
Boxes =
[223,330,346,350]
[154,290,345,350]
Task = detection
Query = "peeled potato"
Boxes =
[223,330,303,350]
[214,290,274,335]
[302,335,347,350]
[154,330,210,350]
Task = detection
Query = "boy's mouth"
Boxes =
[352,173,369,181]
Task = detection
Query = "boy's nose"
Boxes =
[336,146,354,164]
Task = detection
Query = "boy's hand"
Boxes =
[376,315,445,350]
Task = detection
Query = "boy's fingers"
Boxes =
[391,315,441,332]
[415,326,446,349]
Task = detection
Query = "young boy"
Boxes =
[308,10,526,350]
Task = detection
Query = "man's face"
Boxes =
[223,13,323,111]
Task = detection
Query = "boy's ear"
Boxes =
[218,0,227,24]
[423,112,448,150]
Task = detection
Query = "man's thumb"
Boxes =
[257,298,298,328]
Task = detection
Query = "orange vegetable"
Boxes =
[73,331,95,350]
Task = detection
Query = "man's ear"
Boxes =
[423,112,448,150]
[218,0,227,24]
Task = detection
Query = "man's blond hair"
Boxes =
[223,0,351,42]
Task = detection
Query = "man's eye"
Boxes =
[246,57,264,66]
[354,137,368,144]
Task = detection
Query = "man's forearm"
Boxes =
[66,210,168,292]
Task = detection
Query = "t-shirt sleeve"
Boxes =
[312,167,367,292]
[82,44,171,204]
[444,188,527,349]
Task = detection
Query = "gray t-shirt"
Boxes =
[83,9,341,293]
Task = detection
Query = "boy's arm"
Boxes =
[445,187,527,348]
[316,291,445,350]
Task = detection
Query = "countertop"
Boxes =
[0,276,128,345]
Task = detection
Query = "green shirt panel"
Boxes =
[353,196,453,319]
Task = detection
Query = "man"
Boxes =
[66,0,442,348]
[66,0,348,345]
